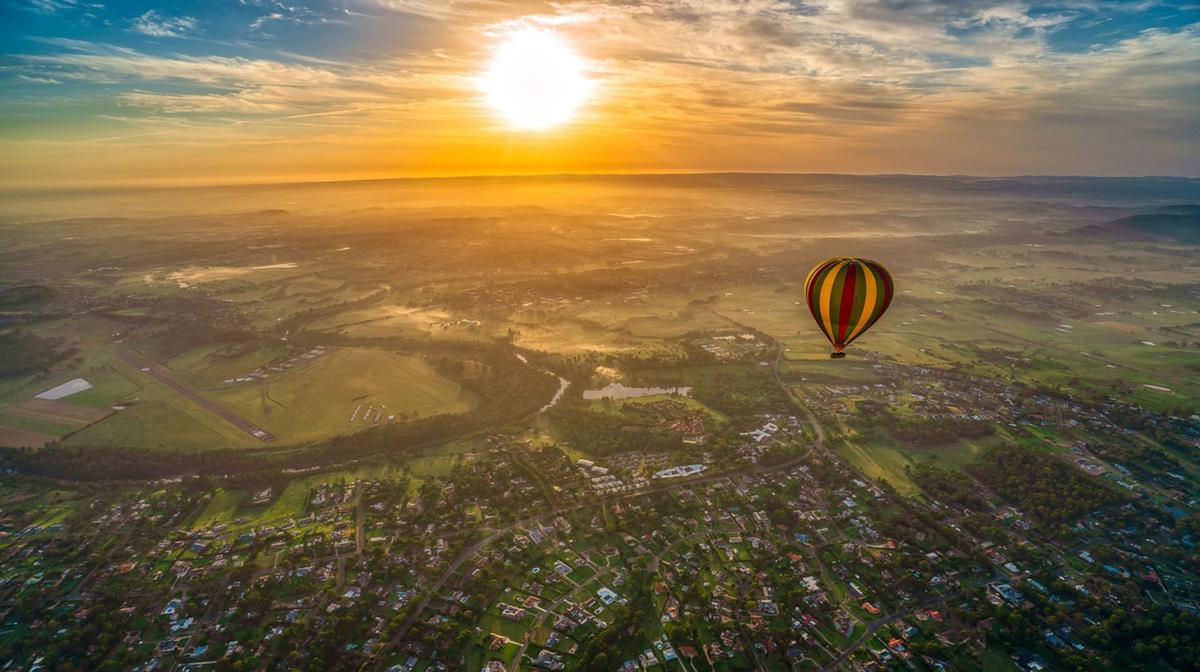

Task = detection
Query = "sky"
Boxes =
[1,0,1198,186]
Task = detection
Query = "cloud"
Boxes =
[2,0,1198,180]
[18,55,320,88]
[26,0,80,13]
[248,11,329,31]
[17,75,63,85]
[118,90,290,113]
[8,39,463,123]
[22,0,104,21]
[131,10,198,38]
[363,0,481,20]
[242,0,344,31]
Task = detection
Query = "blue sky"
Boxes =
[2,0,1198,184]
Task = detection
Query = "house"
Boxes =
[531,649,564,670]
[1013,652,1049,671]
[988,582,1025,606]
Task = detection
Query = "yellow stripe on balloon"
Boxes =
[819,260,847,341]
[845,265,878,344]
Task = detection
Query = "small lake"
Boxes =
[582,383,692,400]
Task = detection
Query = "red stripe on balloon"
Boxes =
[836,261,858,346]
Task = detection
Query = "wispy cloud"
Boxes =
[8,38,463,122]
[131,10,197,38]
[26,0,80,13]
[15,43,337,88]
[16,74,63,84]
[242,0,341,32]
[22,0,104,20]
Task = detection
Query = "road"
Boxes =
[510,567,612,671]
[118,350,277,443]
[333,488,365,594]
[370,338,832,668]
[769,342,954,671]
[819,591,958,672]
[365,523,517,670]
[511,527,711,671]
[366,447,817,668]
[771,342,826,444]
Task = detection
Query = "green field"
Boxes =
[833,423,1014,496]
[204,347,476,445]
[189,460,407,533]
[310,303,456,338]
[834,437,919,496]
[167,343,290,388]
[0,316,144,411]
[191,489,249,529]
[0,411,80,437]
[65,345,480,451]
[584,393,728,422]
[64,399,247,450]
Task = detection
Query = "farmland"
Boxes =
[204,347,476,445]
[1,174,1198,671]
[3,176,1198,458]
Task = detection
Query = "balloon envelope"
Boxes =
[804,257,894,355]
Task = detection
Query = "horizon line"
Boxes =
[3,169,1199,193]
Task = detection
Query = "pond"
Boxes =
[581,383,692,400]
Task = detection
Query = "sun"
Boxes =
[480,28,592,131]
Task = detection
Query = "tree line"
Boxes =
[968,443,1126,526]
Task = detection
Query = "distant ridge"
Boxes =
[1072,204,1200,243]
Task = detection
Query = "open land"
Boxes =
[0,174,1198,672]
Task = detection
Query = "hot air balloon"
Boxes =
[804,257,894,358]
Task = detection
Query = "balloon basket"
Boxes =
[830,352,846,359]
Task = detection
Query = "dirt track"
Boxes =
[0,425,57,449]
[5,398,112,425]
